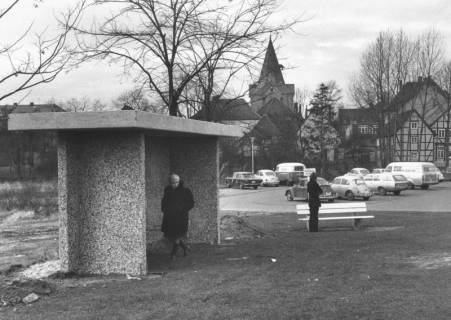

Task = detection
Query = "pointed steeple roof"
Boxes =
[258,37,285,85]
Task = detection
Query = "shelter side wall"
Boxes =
[145,136,170,245]
[58,134,81,272]
[170,137,219,243]
[59,132,147,275]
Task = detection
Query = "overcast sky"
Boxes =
[2,0,451,106]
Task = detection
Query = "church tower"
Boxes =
[249,38,295,114]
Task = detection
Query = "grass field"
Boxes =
[2,211,451,319]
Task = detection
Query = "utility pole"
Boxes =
[251,137,255,173]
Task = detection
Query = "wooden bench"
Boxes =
[296,202,374,231]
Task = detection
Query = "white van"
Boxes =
[275,162,306,185]
[384,162,439,189]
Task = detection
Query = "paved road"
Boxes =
[219,182,451,213]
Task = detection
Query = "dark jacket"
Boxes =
[307,180,323,207]
[161,182,195,239]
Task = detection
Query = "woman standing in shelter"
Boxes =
[161,173,195,259]
[307,172,323,232]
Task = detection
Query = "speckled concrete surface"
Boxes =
[170,138,219,244]
[58,132,147,275]
[145,136,170,244]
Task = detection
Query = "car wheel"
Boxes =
[377,187,387,195]
[286,191,294,201]
[227,183,231,188]
[410,184,415,190]
[328,199,335,203]
[253,185,258,189]
[393,190,401,196]
[421,185,429,190]
[363,196,370,201]
[345,191,354,201]
[239,183,244,189]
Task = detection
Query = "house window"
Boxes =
[438,129,445,139]
[437,145,445,159]
[410,135,418,144]
[410,121,418,130]
[358,125,375,135]
[410,151,418,160]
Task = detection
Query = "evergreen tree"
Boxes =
[300,83,341,176]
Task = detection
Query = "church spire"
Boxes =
[258,37,285,85]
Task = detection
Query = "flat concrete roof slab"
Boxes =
[8,111,243,137]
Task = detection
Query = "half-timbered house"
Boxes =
[384,77,451,170]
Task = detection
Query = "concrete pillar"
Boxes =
[58,132,147,275]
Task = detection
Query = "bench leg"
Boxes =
[353,218,362,230]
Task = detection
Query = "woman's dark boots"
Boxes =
[170,243,179,260]
[179,240,189,257]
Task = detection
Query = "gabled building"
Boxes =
[249,37,295,114]
[335,108,379,168]
[384,77,451,169]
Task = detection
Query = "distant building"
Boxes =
[383,77,450,170]
[335,108,379,168]
[249,37,295,114]
[192,38,301,172]
[0,103,64,179]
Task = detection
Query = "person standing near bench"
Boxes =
[161,173,195,260]
[307,172,323,232]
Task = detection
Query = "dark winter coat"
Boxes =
[307,180,323,208]
[161,182,195,239]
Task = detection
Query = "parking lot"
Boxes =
[220,181,451,214]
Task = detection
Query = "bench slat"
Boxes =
[296,202,367,210]
[297,208,367,215]
[298,215,374,221]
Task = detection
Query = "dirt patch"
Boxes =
[220,215,267,241]
[408,252,451,270]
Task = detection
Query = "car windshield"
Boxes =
[264,172,275,176]
[294,166,304,171]
[241,173,254,178]
[317,178,328,185]
[393,175,407,181]
[354,179,366,185]
[360,169,370,175]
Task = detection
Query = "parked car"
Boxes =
[345,168,370,179]
[256,169,280,186]
[330,175,372,200]
[384,162,439,189]
[274,162,306,185]
[285,176,336,202]
[363,173,410,195]
[225,172,262,189]
[372,168,386,174]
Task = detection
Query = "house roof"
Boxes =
[384,109,435,136]
[0,104,64,115]
[249,114,280,138]
[337,108,378,125]
[257,97,295,118]
[257,38,285,85]
[191,98,261,121]
[385,77,449,112]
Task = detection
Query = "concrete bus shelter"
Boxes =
[8,111,242,276]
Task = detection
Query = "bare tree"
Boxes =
[69,0,301,116]
[112,87,167,113]
[61,96,107,112]
[0,0,84,102]
[414,30,444,160]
